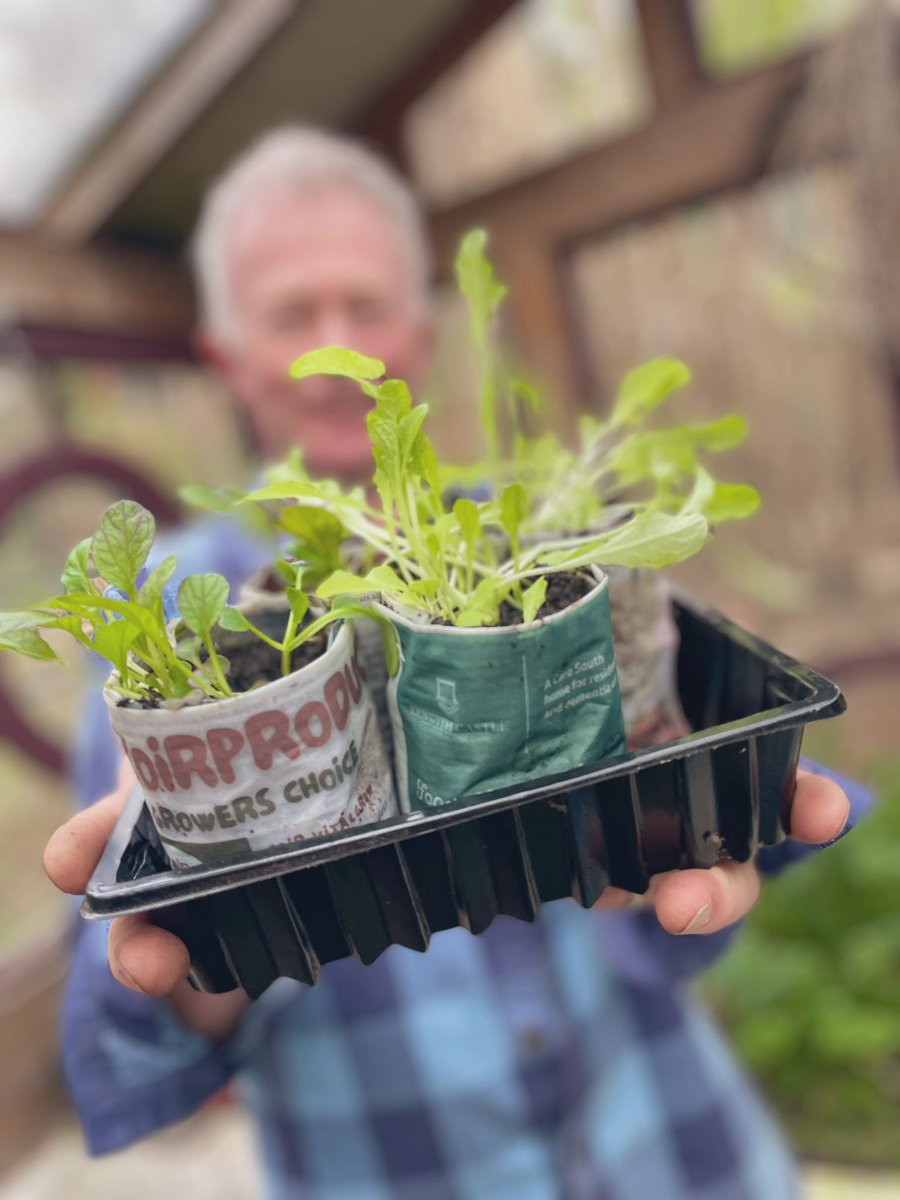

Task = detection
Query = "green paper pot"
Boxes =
[376,568,627,811]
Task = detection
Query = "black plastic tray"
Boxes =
[82,591,845,998]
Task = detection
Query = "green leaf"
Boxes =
[289,346,385,384]
[53,593,160,639]
[178,483,243,513]
[610,358,691,429]
[367,564,419,602]
[539,510,709,570]
[509,376,543,414]
[398,405,429,463]
[138,556,177,611]
[456,577,503,627]
[705,482,761,524]
[453,497,481,551]
[219,605,252,632]
[415,436,442,507]
[61,538,93,595]
[91,619,139,676]
[264,447,308,484]
[317,569,380,600]
[409,578,439,600]
[332,597,401,676]
[686,414,748,452]
[243,480,323,504]
[280,506,345,558]
[91,501,156,596]
[368,379,415,500]
[177,574,230,639]
[455,229,507,350]
[0,615,59,661]
[499,483,527,542]
[274,559,298,586]
[175,635,203,666]
[286,588,309,625]
[521,577,548,624]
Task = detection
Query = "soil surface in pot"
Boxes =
[498,571,593,626]
[431,571,593,627]
[224,633,326,691]
[117,631,328,708]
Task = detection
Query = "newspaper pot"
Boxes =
[104,620,397,869]
[376,568,626,812]
[238,566,392,750]
[605,567,690,748]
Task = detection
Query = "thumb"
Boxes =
[43,761,135,895]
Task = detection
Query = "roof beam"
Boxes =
[33,0,293,245]
[428,57,807,420]
[353,0,523,165]
[0,232,193,336]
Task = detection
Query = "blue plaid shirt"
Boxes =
[63,517,872,1199]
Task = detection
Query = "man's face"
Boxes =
[206,185,432,482]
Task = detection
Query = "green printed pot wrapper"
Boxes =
[378,571,626,811]
[105,622,397,870]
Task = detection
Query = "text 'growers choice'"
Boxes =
[120,647,368,794]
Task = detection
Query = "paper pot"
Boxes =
[377,569,626,812]
[105,622,397,869]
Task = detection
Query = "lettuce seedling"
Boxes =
[445,233,760,543]
[181,448,373,590]
[244,348,710,628]
[524,358,760,538]
[0,499,378,703]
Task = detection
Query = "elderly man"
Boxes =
[45,127,865,1200]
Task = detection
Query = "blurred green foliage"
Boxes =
[704,758,900,1166]
[695,0,862,75]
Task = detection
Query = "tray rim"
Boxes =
[81,587,844,919]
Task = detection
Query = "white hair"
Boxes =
[190,126,431,344]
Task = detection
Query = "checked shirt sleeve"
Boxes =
[61,917,234,1154]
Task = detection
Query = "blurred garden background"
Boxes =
[0,0,898,1195]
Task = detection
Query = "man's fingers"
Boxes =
[788,768,850,845]
[651,860,761,936]
[108,913,192,997]
[593,886,648,912]
[43,790,128,895]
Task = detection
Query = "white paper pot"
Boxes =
[105,622,397,869]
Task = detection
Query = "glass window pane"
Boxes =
[404,0,651,207]
[0,0,214,225]
[570,166,900,614]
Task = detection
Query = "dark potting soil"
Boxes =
[224,633,326,692]
[497,571,593,626]
[430,572,594,628]
[118,632,327,708]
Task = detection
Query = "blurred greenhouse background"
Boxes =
[0,0,898,1194]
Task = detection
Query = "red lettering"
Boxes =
[324,671,351,731]
[294,700,331,748]
[245,710,299,771]
[207,726,245,784]
[129,748,159,791]
[164,734,219,790]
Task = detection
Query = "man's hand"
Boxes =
[595,767,851,935]
[43,761,248,1039]
[44,760,192,995]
